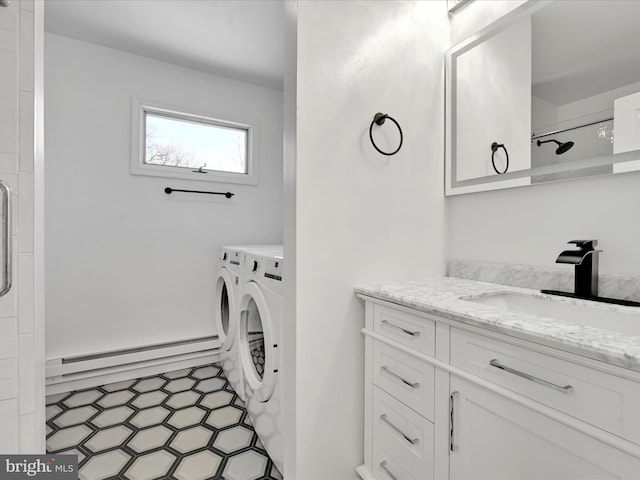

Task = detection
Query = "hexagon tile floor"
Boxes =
[45,363,283,480]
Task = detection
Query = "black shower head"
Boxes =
[556,141,574,154]
[536,138,574,155]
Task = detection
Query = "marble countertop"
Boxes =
[356,277,640,373]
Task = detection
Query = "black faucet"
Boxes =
[555,240,601,298]
[542,240,640,307]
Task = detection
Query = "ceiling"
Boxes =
[44,0,285,90]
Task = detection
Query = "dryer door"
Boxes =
[238,282,278,402]
[215,267,238,351]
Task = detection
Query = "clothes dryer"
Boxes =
[238,251,284,473]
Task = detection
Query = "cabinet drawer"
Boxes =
[373,304,435,356]
[373,340,434,421]
[372,450,416,480]
[372,386,434,480]
[451,327,640,445]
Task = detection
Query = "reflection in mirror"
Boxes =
[454,16,531,188]
[530,1,640,183]
[445,0,640,195]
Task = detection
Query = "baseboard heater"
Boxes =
[46,335,222,394]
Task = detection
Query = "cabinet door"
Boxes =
[449,377,640,479]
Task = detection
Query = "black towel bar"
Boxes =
[164,187,234,198]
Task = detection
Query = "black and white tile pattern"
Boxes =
[46,364,282,480]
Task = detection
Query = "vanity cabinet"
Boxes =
[358,299,640,480]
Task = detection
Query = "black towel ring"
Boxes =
[491,142,509,174]
[369,112,403,156]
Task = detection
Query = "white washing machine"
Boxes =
[215,245,282,402]
[238,251,284,473]
[215,246,247,401]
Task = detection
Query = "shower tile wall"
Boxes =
[0,0,41,453]
[46,364,282,480]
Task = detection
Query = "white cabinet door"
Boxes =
[449,377,640,480]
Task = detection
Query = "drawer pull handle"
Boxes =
[381,320,420,337]
[381,366,419,388]
[489,359,573,394]
[380,414,419,445]
[450,390,459,452]
[379,461,399,480]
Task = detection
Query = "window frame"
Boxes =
[130,98,258,185]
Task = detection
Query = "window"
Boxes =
[131,99,257,184]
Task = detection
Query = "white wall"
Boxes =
[0,0,45,453]
[447,1,640,275]
[446,170,640,274]
[44,33,283,360]
[284,1,448,478]
[556,79,640,123]
[532,95,558,132]
[282,0,297,477]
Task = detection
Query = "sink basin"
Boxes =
[465,292,640,337]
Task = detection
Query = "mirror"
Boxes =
[445,0,640,195]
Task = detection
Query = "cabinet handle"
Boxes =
[380,366,419,388]
[489,359,573,394]
[381,319,420,337]
[379,461,399,480]
[450,390,458,452]
[380,414,419,445]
